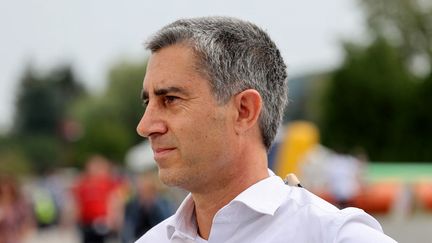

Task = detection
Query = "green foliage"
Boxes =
[105,60,147,143]
[9,65,85,173]
[320,39,418,160]
[3,59,147,172]
[361,0,432,64]
[73,118,133,167]
[70,60,147,166]
[14,65,85,137]
[405,74,432,159]
[0,139,32,176]
[3,51,149,173]
[14,68,60,135]
[319,0,432,161]
[17,135,62,173]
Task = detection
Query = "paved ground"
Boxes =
[24,227,119,243]
[375,212,432,243]
[24,227,80,243]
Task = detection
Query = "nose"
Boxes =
[136,102,167,138]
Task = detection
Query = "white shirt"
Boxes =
[135,174,396,243]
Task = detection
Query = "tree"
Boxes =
[70,60,147,166]
[361,0,432,77]
[12,64,85,172]
[319,0,432,161]
[320,39,416,160]
[14,65,85,136]
[104,60,147,144]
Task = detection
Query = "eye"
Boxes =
[164,96,179,105]
[142,99,149,107]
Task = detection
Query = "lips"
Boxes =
[152,147,176,160]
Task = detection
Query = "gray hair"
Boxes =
[146,16,288,149]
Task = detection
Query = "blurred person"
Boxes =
[121,172,174,243]
[299,145,366,207]
[0,175,34,243]
[32,183,59,228]
[299,144,333,193]
[31,168,80,229]
[31,170,64,229]
[72,155,123,243]
[135,17,396,242]
[326,151,363,209]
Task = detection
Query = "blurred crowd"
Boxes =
[1,122,432,243]
[0,154,179,243]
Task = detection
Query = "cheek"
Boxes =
[172,103,234,155]
[197,114,232,151]
[177,112,228,151]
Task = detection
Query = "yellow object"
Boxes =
[275,121,319,178]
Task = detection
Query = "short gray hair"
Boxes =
[146,16,288,149]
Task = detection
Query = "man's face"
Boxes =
[137,44,237,192]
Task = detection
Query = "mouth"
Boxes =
[153,147,176,161]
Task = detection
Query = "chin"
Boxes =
[158,167,188,188]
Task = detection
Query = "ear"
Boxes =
[233,89,262,134]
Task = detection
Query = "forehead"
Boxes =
[143,44,207,90]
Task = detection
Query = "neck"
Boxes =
[192,145,268,239]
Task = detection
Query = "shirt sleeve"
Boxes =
[334,209,398,243]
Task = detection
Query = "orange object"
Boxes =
[414,182,432,210]
[353,182,400,214]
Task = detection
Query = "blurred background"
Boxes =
[0,0,431,242]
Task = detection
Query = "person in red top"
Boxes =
[0,175,34,243]
[73,155,121,243]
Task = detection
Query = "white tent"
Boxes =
[125,141,157,173]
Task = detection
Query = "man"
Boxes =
[121,172,174,242]
[135,17,396,242]
[73,155,121,243]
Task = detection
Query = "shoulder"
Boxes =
[134,216,173,243]
[279,187,396,242]
[285,187,368,222]
[283,186,342,217]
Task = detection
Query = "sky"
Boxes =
[0,0,366,132]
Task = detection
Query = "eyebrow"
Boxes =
[140,86,190,100]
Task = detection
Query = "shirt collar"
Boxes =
[166,193,197,240]
[165,170,290,240]
[231,174,289,215]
